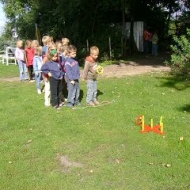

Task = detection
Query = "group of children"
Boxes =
[14,36,100,109]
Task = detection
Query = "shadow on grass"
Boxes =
[158,75,190,91]
[178,104,190,113]
[97,89,103,97]
[103,51,171,67]
[79,89,84,102]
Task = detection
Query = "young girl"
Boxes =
[25,40,34,81]
[33,46,43,94]
[41,48,63,109]
[15,40,28,81]
[31,40,39,50]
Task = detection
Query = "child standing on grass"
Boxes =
[42,36,51,62]
[83,46,100,106]
[59,45,69,102]
[65,45,80,107]
[25,40,34,82]
[33,46,43,94]
[41,36,51,106]
[41,48,63,110]
[15,40,28,81]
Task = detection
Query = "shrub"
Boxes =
[168,29,190,77]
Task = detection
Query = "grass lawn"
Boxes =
[0,64,190,190]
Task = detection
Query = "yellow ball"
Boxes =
[96,65,104,74]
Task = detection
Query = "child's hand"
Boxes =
[70,80,75,85]
[48,72,52,77]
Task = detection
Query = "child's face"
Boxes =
[91,50,99,60]
[17,41,23,48]
[62,50,68,56]
[69,51,76,58]
[62,39,69,46]
[27,41,31,48]
[57,43,62,49]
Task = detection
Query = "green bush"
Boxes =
[168,29,190,77]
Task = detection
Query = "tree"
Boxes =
[0,0,187,59]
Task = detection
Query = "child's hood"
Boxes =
[85,56,95,63]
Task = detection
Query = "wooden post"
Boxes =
[86,39,89,52]
[109,36,112,59]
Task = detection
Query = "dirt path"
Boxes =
[0,53,171,82]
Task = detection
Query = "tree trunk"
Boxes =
[121,0,126,58]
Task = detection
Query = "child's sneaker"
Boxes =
[93,101,100,105]
[87,102,95,106]
[59,102,64,107]
[37,89,41,94]
[53,106,60,110]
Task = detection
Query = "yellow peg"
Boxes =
[142,115,145,131]
[151,119,153,129]
[160,122,164,133]
[160,116,163,125]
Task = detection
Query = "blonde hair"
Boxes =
[90,46,99,54]
[62,38,70,46]
[60,45,68,54]
[25,40,31,48]
[31,40,39,49]
[67,45,77,53]
[42,35,51,45]
[55,41,62,52]
[35,46,42,56]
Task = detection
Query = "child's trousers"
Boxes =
[49,77,62,107]
[67,80,80,107]
[35,72,42,92]
[44,80,50,106]
[86,79,97,103]
[17,60,28,81]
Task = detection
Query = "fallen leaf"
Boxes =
[166,164,171,168]
[27,139,32,143]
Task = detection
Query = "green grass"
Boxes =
[0,65,190,190]
[0,64,18,78]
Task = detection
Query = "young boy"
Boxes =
[64,45,80,107]
[59,45,69,102]
[83,46,99,106]
[42,35,51,62]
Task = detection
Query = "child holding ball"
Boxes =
[83,46,100,106]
